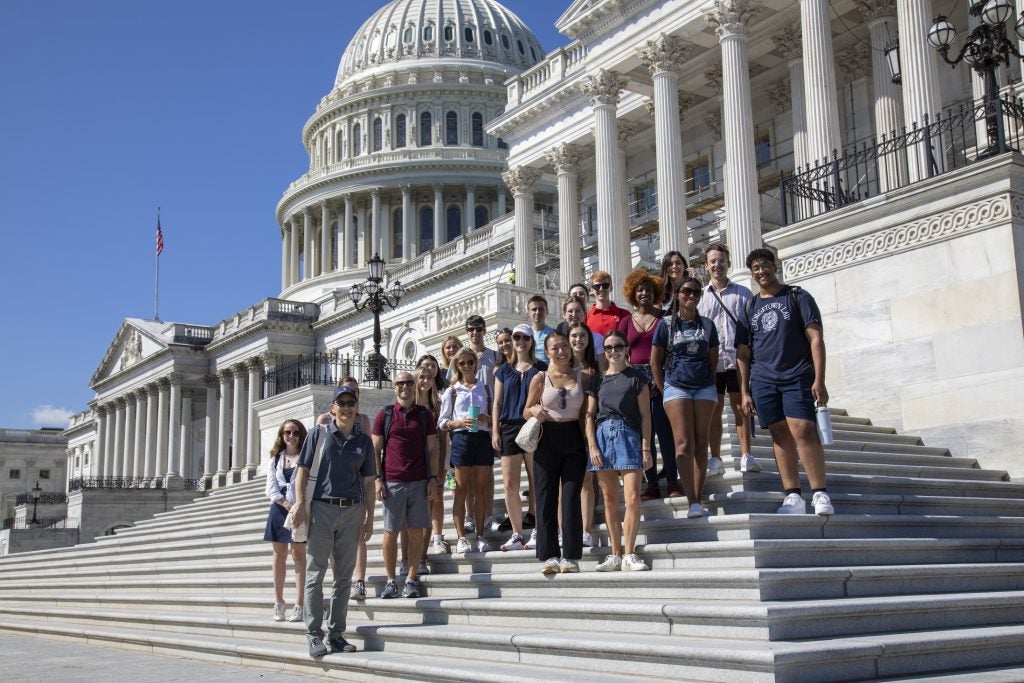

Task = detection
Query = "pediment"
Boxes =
[556,0,605,34]
[89,318,170,386]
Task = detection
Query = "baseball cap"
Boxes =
[333,386,358,402]
[512,323,533,337]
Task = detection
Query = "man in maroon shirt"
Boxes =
[372,371,441,599]
[586,270,629,336]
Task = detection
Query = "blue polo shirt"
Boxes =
[298,420,375,501]
[735,285,822,384]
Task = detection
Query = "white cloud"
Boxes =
[31,405,74,427]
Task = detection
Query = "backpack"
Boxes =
[380,404,432,484]
[742,285,805,365]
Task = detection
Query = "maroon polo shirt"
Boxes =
[372,402,436,482]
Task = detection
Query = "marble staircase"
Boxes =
[1,409,1023,682]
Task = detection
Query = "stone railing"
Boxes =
[0,428,67,444]
[170,323,214,346]
[213,298,320,340]
[507,40,588,105]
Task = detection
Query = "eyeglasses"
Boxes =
[558,387,567,410]
[512,334,530,341]
[457,360,477,367]
[680,287,703,297]
[334,400,357,408]
[466,326,484,333]
[592,282,611,290]
[394,380,414,387]
[603,343,627,352]
[283,430,302,436]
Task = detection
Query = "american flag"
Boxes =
[156,216,165,256]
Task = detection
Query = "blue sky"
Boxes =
[0,1,568,429]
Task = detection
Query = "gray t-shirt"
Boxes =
[587,367,646,433]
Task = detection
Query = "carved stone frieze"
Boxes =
[545,143,584,175]
[704,110,722,137]
[705,0,760,39]
[502,166,543,195]
[855,0,896,22]
[617,119,639,147]
[772,26,803,62]
[766,78,791,114]
[704,63,722,94]
[839,44,871,83]
[638,34,689,75]
[580,69,627,107]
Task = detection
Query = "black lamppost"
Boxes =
[348,253,405,388]
[928,0,1024,155]
[29,481,41,526]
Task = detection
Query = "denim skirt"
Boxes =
[590,417,642,472]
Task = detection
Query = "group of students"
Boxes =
[261,243,836,655]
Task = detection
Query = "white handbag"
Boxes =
[515,417,543,453]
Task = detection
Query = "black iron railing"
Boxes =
[2,516,78,530]
[780,95,1024,224]
[68,477,164,492]
[183,477,210,492]
[264,353,417,399]
[15,492,66,506]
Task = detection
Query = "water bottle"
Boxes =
[816,404,834,445]
[467,404,481,433]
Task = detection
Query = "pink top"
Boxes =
[617,312,664,365]
[541,370,585,420]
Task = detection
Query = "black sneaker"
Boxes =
[307,634,328,658]
[522,512,536,529]
[328,635,357,653]
[402,579,421,598]
[497,514,513,532]
[381,579,399,599]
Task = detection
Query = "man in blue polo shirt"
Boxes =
[293,385,376,658]
[735,248,834,516]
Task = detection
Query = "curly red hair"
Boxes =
[623,269,664,307]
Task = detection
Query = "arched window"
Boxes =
[446,206,462,242]
[501,34,510,49]
[395,114,406,148]
[446,111,458,145]
[530,46,537,61]
[372,117,383,152]
[336,130,344,161]
[474,206,489,229]
[444,25,454,42]
[392,208,403,257]
[423,25,434,42]
[471,113,484,147]
[517,39,525,55]
[350,214,360,264]
[352,123,362,156]
[420,112,432,146]
[403,26,413,43]
[484,30,493,46]
[464,27,474,42]
[419,206,434,253]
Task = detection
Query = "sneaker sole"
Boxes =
[542,565,560,575]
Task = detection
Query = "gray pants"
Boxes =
[303,500,363,637]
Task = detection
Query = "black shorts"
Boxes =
[450,430,495,467]
[716,369,740,394]
[499,422,526,456]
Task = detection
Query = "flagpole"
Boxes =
[154,207,161,322]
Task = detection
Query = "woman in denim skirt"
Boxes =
[585,329,653,572]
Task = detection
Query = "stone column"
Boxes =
[288,218,299,287]
[502,166,542,289]
[706,1,763,283]
[356,202,368,265]
[231,365,247,476]
[203,376,218,480]
[178,389,193,479]
[155,379,170,479]
[217,370,232,481]
[546,143,584,293]
[103,406,116,477]
[320,202,332,274]
[303,209,315,280]
[144,385,158,479]
[773,27,808,172]
[402,184,414,260]
[281,224,290,292]
[122,395,136,478]
[617,121,639,253]
[639,34,690,257]
[582,69,631,290]
[433,184,444,249]
[133,395,146,480]
[166,374,182,477]
[799,0,842,164]
[343,194,355,269]
[246,357,262,476]
[465,184,476,233]
[112,398,125,478]
[497,184,506,217]
[371,188,382,258]
[93,406,107,478]
[896,0,943,181]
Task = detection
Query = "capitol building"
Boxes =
[63,0,1024,493]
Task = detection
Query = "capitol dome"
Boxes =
[335,0,544,86]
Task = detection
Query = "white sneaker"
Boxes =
[287,604,304,622]
[484,514,498,532]
[455,537,472,553]
[477,537,491,553]
[686,502,708,518]
[524,531,538,549]
[428,535,449,555]
[464,516,476,534]
[622,553,650,571]
[595,555,621,572]
[500,533,525,551]
[740,454,761,472]
[273,602,286,622]
[559,558,580,573]
[707,456,726,477]
[581,531,593,547]
[542,557,561,574]
[812,491,835,516]
[558,532,563,547]
[777,493,808,514]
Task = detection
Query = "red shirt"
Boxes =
[586,302,629,336]
[372,402,437,482]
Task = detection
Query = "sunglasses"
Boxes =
[466,326,484,333]
[283,430,302,436]
[558,387,567,410]
[334,400,357,408]
[394,380,414,387]
[512,334,531,341]
[457,359,477,366]
[680,287,703,297]
[603,343,627,352]
[592,282,611,290]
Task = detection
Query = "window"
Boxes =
[403,26,413,43]
[444,25,454,42]
[446,206,462,241]
[336,130,344,161]
[754,130,772,167]
[395,114,406,148]
[350,215,360,264]
[631,180,658,222]
[420,112,432,145]
[446,111,459,145]
[84,449,90,465]
[392,208,403,256]
[501,34,510,49]
[39,469,50,480]
[687,156,712,192]
[423,25,434,42]
[517,39,525,55]
[8,469,20,480]
[484,30,493,46]
[372,117,383,152]
[464,27,474,42]
[530,46,537,61]
[474,206,489,229]
[419,206,434,253]
[352,123,362,156]
[471,112,484,147]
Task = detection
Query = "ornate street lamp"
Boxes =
[29,480,41,526]
[928,0,1023,155]
[349,254,405,388]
